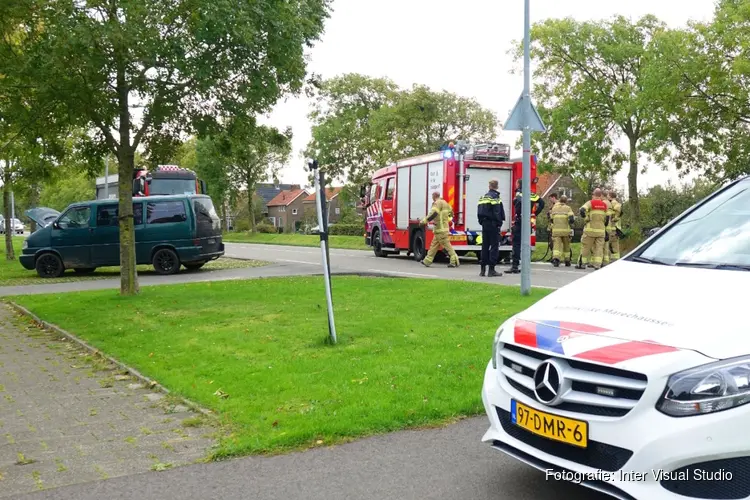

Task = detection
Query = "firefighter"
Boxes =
[477,179,506,277]
[508,181,545,274]
[577,188,610,270]
[545,192,558,257]
[549,195,575,267]
[420,192,459,268]
[603,190,623,266]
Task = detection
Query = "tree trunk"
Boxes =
[247,177,256,233]
[116,54,139,295]
[3,165,14,260]
[28,183,39,233]
[627,138,640,230]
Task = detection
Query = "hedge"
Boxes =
[329,224,364,236]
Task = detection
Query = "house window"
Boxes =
[292,208,298,215]
[269,216,276,226]
[335,207,340,215]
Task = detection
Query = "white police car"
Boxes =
[482,175,750,500]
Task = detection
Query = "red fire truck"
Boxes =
[132,165,206,197]
[362,142,539,263]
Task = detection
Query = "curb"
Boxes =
[6,301,214,416]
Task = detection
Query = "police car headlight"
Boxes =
[491,326,504,369]
[657,356,750,417]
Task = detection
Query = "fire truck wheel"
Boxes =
[411,231,426,262]
[372,229,386,258]
[152,248,181,275]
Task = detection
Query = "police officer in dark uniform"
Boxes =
[477,179,505,277]
[508,180,544,274]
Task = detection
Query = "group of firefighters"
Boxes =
[417,179,623,275]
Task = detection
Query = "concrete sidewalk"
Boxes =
[0,306,215,497]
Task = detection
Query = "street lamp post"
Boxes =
[504,0,546,296]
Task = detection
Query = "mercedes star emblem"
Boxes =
[533,361,562,405]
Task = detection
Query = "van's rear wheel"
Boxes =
[152,248,180,275]
[412,231,426,262]
[36,253,64,278]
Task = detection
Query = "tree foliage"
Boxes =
[522,15,671,228]
[651,0,750,181]
[305,74,499,185]
[4,0,330,293]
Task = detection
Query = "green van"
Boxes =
[21,194,225,278]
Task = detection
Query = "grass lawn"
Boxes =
[223,231,369,250]
[10,277,550,458]
[0,237,267,287]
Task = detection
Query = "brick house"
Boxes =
[254,183,301,218]
[536,173,585,211]
[302,187,344,225]
[266,188,308,232]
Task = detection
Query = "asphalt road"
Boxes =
[18,417,608,500]
[224,243,585,289]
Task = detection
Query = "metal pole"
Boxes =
[319,170,332,293]
[314,166,337,344]
[520,0,532,295]
[104,157,109,199]
[11,191,15,226]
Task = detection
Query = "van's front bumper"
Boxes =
[19,253,35,270]
[481,360,750,500]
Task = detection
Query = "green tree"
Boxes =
[305,74,499,185]
[521,15,671,229]
[651,0,750,181]
[306,74,399,185]
[225,120,293,232]
[5,0,330,294]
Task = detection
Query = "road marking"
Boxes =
[276,259,321,266]
[367,269,438,278]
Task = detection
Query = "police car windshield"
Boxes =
[636,178,750,269]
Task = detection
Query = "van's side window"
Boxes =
[95,204,144,226]
[146,201,187,224]
[58,206,90,229]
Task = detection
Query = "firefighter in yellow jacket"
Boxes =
[577,188,610,270]
[603,190,623,266]
[549,195,575,267]
[420,192,459,268]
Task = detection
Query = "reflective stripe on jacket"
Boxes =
[477,190,505,226]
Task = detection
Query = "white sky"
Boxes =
[259,0,716,193]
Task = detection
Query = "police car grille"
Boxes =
[499,344,647,418]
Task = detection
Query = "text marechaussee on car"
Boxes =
[22,194,224,278]
[482,175,750,500]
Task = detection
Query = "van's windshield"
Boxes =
[635,177,750,269]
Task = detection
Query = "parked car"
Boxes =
[481,175,750,500]
[0,217,25,234]
[22,194,224,278]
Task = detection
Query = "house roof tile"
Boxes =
[267,189,307,207]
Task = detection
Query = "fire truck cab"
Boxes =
[361,142,539,264]
[132,165,206,197]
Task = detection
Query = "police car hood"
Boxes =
[510,260,749,361]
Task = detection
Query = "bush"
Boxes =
[233,219,250,232]
[329,224,364,236]
[257,223,278,234]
